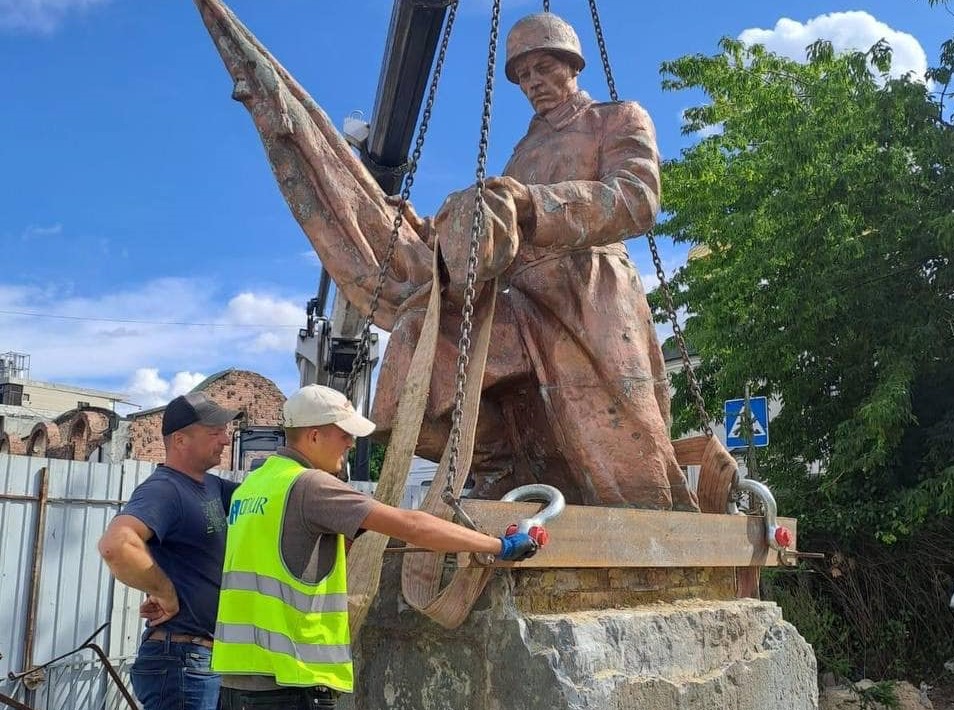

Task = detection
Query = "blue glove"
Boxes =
[498,532,538,561]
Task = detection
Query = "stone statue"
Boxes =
[197,2,699,511]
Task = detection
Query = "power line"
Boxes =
[0,309,302,329]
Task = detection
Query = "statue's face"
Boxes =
[511,50,578,116]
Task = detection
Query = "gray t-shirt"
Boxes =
[221,447,375,691]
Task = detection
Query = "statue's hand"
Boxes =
[385,195,432,243]
[485,176,534,228]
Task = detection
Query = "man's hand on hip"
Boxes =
[140,585,180,626]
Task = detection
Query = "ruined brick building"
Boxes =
[126,369,285,467]
[0,361,285,469]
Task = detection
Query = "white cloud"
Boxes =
[0,0,110,33]
[739,12,928,81]
[250,331,293,353]
[224,292,303,354]
[170,371,208,397]
[224,292,302,328]
[0,279,307,407]
[20,223,62,240]
[124,368,209,410]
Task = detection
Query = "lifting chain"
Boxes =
[587,0,713,435]
[648,237,713,435]
[345,2,459,399]
[586,0,618,103]
[444,0,502,503]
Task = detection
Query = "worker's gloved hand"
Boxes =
[498,531,538,562]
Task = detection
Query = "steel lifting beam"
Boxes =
[364,0,454,194]
[312,1,453,479]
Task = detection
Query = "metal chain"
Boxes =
[345,2,459,399]
[444,0,501,499]
[543,0,550,12]
[648,234,712,435]
[587,0,618,102]
[587,0,713,434]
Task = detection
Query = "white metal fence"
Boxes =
[0,453,432,710]
[0,454,157,710]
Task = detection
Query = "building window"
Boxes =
[77,401,90,409]
[0,383,23,406]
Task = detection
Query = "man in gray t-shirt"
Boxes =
[216,385,539,710]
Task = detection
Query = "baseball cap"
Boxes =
[283,385,376,437]
[162,392,240,436]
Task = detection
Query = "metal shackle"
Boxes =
[734,478,792,552]
[501,484,566,533]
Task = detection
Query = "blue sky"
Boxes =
[1,0,949,410]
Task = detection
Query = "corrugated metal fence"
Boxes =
[0,453,430,710]
[0,454,158,710]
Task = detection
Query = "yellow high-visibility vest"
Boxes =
[211,455,352,691]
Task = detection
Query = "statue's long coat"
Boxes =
[368,92,696,509]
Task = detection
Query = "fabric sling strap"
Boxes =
[346,246,444,637]
[400,260,498,630]
[346,243,499,635]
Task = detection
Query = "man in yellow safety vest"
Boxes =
[213,384,538,709]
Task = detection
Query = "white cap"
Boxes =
[282,385,376,437]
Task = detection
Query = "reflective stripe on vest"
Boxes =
[220,571,349,614]
[215,623,352,664]
[211,455,353,691]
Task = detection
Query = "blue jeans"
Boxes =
[130,637,221,710]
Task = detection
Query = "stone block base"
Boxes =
[342,557,817,709]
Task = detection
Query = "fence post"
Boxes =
[22,466,49,673]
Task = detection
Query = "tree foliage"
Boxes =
[657,37,954,676]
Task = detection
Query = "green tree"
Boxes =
[348,440,387,481]
[657,37,954,676]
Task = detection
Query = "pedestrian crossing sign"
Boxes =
[724,397,769,448]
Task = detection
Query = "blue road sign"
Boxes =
[724,397,769,448]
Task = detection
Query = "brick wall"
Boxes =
[67,410,113,461]
[0,432,26,454]
[127,410,165,463]
[127,370,285,467]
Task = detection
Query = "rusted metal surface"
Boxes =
[510,567,739,614]
[7,624,137,710]
[22,467,48,673]
[0,691,34,710]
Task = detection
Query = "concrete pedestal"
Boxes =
[341,558,818,710]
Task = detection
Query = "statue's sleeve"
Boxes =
[524,101,660,249]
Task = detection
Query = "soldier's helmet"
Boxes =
[505,13,585,84]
